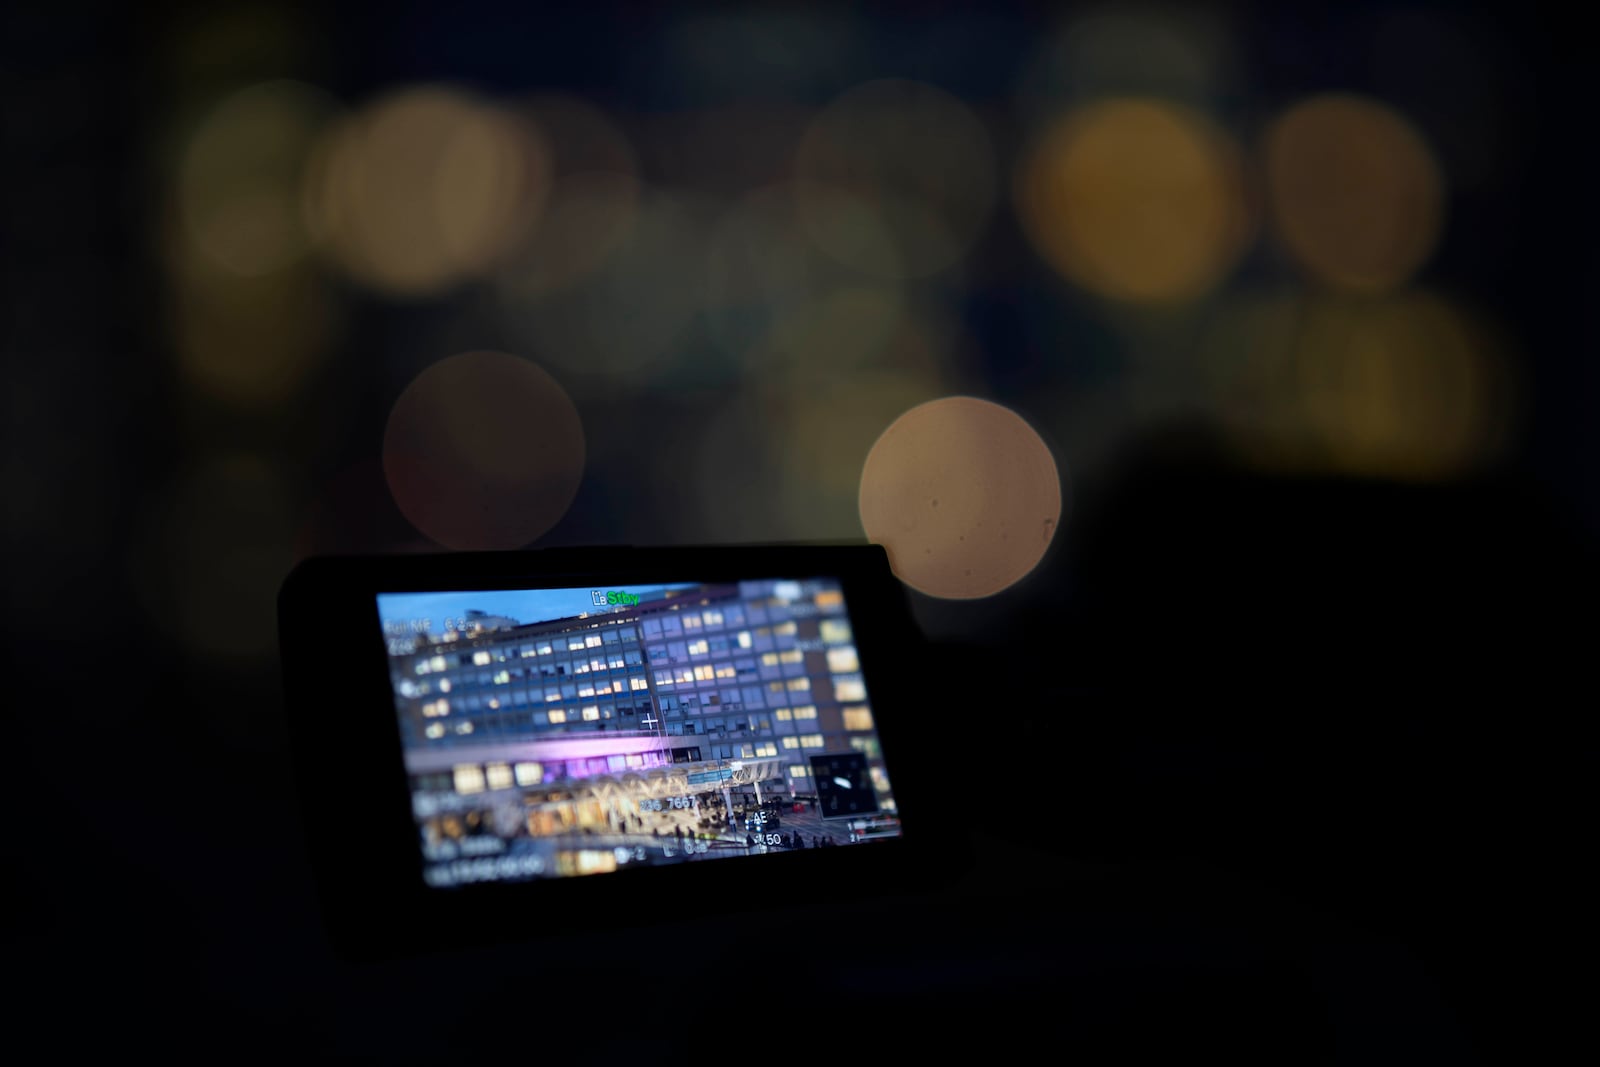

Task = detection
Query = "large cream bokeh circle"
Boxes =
[859,396,1062,599]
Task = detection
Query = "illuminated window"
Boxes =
[472,650,491,666]
[585,634,602,648]
[781,736,800,750]
[596,679,614,695]
[431,655,448,672]
[675,667,696,684]
[833,675,867,701]
[609,654,625,669]
[425,723,445,739]
[792,705,817,720]
[438,679,452,693]
[688,639,709,656]
[779,649,803,665]
[655,670,674,688]
[761,653,779,667]
[800,733,824,749]
[773,707,792,721]
[694,664,716,681]
[788,764,810,779]
[536,642,553,655]
[573,659,590,674]
[754,741,777,757]
[702,609,723,627]
[485,763,513,791]
[826,647,859,673]
[773,621,797,637]
[414,660,430,676]
[736,631,752,649]
[820,620,851,646]
[487,697,500,710]
[849,736,881,758]
[682,614,702,630]
[545,687,561,702]
[786,677,810,692]
[581,705,599,722]
[455,721,474,734]
[514,762,542,786]
[453,765,485,794]
[715,663,736,679]
[815,590,843,610]
[631,677,649,691]
[568,638,586,651]
[578,681,595,698]
[843,706,874,731]
[493,670,510,684]
[548,709,568,724]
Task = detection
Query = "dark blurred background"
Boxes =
[6,1,1595,1061]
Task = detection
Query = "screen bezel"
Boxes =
[278,543,956,960]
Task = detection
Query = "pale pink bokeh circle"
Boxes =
[383,351,585,550]
[859,396,1062,599]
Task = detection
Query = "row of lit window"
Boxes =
[413,614,850,681]
[418,698,872,743]
[641,606,741,638]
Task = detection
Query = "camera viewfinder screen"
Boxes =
[376,578,902,888]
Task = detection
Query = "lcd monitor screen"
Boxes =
[375,577,901,890]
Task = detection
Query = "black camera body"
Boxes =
[277,543,960,959]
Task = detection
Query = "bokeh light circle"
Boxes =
[383,351,585,550]
[795,78,997,279]
[1016,97,1251,304]
[1293,293,1509,479]
[169,258,341,407]
[859,396,1062,599]
[1015,7,1235,114]
[178,79,338,276]
[1263,93,1444,292]
[494,94,642,294]
[305,85,549,297]
[500,190,707,380]
[1196,289,1513,480]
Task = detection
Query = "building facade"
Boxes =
[385,578,892,865]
